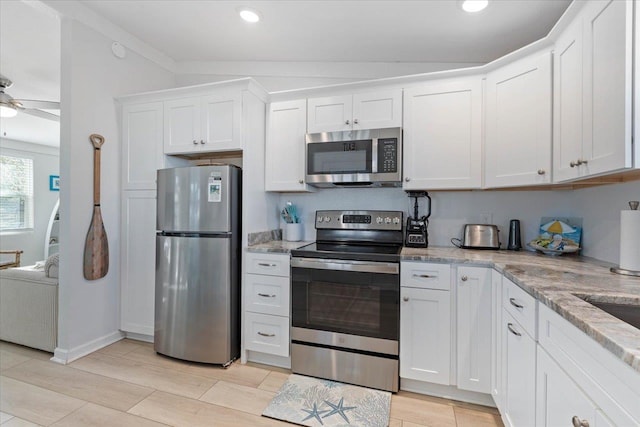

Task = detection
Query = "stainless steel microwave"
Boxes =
[305,127,402,187]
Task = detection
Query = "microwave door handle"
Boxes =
[372,137,378,174]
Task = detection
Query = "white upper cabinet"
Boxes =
[485,51,552,188]
[122,101,164,190]
[164,91,242,154]
[554,0,633,182]
[307,89,402,133]
[403,78,482,190]
[265,99,314,192]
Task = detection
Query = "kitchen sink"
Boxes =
[577,296,640,330]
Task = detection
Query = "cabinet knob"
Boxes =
[299,179,304,184]
[403,296,409,302]
[570,160,578,168]
[537,169,546,175]
[354,118,359,124]
[192,140,198,145]
[200,140,205,144]
[572,416,590,427]
[461,275,468,281]
[345,119,350,125]
[405,177,410,182]
[578,159,588,165]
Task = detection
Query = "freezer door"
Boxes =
[157,165,239,233]
[154,234,239,364]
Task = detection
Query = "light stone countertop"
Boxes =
[246,240,313,254]
[401,247,640,373]
[245,241,640,373]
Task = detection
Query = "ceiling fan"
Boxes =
[0,74,60,122]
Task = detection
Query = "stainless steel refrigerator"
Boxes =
[154,164,241,365]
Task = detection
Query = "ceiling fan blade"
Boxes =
[14,99,60,110]
[21,108,60,122]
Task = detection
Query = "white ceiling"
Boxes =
[0,0,572,147]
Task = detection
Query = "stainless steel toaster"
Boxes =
[462,224,500,249]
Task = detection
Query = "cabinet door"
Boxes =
[352,90,402,130]
[120,190,157,336]
[456,266,492,393]
[122,102,164,190]
[581,0,633,176]
[201,92,242,151]
[307,95,352,133]
[553,19,583,182]
[536,347,598,427]
[485,52,552,188]
[491,270,503,411]
[400,287,451,385]
[164,97,201,154]
[265,99,312,192]
[502,312,536,427]
[403,78,482,190]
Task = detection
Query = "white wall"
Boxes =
[0,138,59,265]
[570,180,640,265]
[175,61,482,92]
[278,187,574,248]
[56,18,175,363]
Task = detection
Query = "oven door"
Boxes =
[291,257,399,352]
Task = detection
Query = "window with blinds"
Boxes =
[0,155,34,231]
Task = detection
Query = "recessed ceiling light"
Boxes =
[461,0,489,13]
[238,7,261,23]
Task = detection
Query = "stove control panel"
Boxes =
[315,210,403,231]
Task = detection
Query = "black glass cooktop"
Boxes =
[291,242,401,263]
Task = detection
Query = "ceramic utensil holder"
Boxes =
[284,223,303,242]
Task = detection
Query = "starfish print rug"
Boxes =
[262,374,391,427]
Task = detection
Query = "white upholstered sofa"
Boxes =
[0,264,58,352]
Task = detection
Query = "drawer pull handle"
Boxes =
[572,416,589,427]
[257,332,275,337]
[258,263,277,267]
[413,274,433,279]
[507,323,522,337]
[258,293,276,298]
[509,298,524,309]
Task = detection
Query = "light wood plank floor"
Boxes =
[0,340,503,427]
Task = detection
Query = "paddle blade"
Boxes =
[83,206,109,280]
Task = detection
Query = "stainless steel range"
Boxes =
[290,209,403,392]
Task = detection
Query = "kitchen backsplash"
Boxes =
[278,180,640,265]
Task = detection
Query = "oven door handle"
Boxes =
[291,257,399,274]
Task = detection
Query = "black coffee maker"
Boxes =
[405,191,431,247]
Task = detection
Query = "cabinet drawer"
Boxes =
[246,252,290,277]
[245,274,290,317]
[401,262,451,290]
[503,277,537,339]
[244,312,289,357]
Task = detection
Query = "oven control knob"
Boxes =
[324,216,331,223]
[376,217,383,224]
[393,217,400,224]
[317,217,324,223]
[384,217,392,224]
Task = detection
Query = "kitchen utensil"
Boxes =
[405,191,430,247]
[507,219,522,251]
[83,134,109,280]
[452,224,500,249]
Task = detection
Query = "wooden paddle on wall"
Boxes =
[83,133,109,280]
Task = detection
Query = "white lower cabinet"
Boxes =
[536,347,604,427]
[400,286,451,385]
[456,266,492,394]
[243,252,291,362]
[502,310,537,427]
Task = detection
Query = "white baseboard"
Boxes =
[124,331,154,343]
[51,330,124,364]
[247,350,291,369]
[400,378,496,408]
